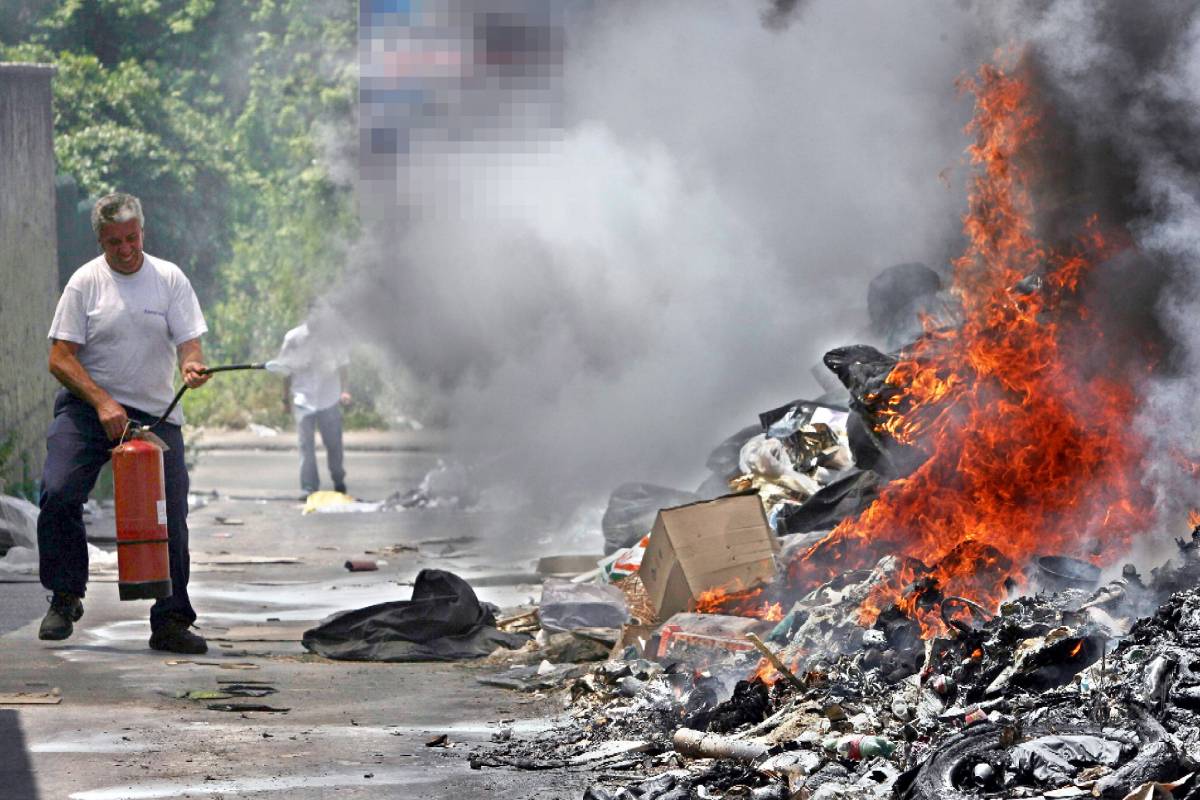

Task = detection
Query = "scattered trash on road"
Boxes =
[301,569,530,662]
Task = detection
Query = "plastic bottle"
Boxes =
[823,734,895,760]
[929,675,955,695]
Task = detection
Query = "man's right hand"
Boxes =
[97,399,129,442]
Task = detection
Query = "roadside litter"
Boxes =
[303,491,377,514]
[0,495,38,556]
[603,484,699,554]
[392,460,479,510]
[206,703,290,713]
[297,461,482,514]
[0,494,116,574]
[538,580,631,632]
[301,569,530,662]
[0,690,62,705]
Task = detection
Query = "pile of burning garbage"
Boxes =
[476,564,1200,799]
[467,59,1200,800]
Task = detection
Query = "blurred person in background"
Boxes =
[276,310,352,499]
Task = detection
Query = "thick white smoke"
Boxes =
[341,0,985,536]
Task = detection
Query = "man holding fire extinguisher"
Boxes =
[37,193,211,654]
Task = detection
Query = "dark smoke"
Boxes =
[977,1,1200,556]
[762,0,812,30]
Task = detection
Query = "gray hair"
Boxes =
[91,193,144,235]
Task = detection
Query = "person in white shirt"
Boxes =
[37,193,210,654]
[275,313,351,498]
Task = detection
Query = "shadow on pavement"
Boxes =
[0,710,39,800]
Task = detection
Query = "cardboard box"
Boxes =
[639,493,779,620]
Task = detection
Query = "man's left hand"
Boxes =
[182,361,211,388]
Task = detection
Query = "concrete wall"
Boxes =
[0,64,58,494]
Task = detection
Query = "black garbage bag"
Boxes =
[301,569,529,662]
[695,425,764,500]
[1010,734,1129,784]
[823,344,898,407]
[706,425,763,480]
[776,469,881,534]
[824,345,926,478]
[846,410,911,476]
[695,472,733,501]
[602,482,699,553]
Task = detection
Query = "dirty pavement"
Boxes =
[0,431,594,799]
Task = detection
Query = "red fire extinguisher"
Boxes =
[108,363,275,600]
[111,435,173,600]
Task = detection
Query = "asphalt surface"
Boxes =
[0,582,47,637]
[0,433,602,799]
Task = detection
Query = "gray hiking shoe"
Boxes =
[149,622,208,655]
[38,591,84,641]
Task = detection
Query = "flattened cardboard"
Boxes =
[640,493,779,619]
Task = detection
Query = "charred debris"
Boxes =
[464,261,1200,800]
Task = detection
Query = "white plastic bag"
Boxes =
[738,435,820,497]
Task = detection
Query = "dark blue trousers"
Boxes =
[38,389,196,632]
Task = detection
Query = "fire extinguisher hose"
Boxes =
[128,362,276,435]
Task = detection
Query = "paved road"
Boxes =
[0,442,599,800]
[0,582,47,637]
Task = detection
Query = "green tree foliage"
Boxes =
[2,0,364,428]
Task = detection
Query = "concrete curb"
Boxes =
[186,427,444,453]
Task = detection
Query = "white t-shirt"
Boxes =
[48,254,208,425]
[276,323,348,415]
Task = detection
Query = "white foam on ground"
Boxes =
[31,732,151,753]
[50,620,152,663]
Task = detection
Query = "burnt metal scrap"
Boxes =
[471,582,1200,800]
[470,492,1200,798]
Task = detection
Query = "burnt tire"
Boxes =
[897,723,1005,800]
[898,708,1180,800]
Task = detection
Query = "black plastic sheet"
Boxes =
[823,345,898,406]
[301,569,529,662]
[1010,734,1128,784]
[776,469,881,534]
[823,345,926,477]
[706,425,764,479]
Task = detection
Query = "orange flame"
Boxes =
[694,582,781,620]
[753,658,779,684]
[752,653,802,686]
[787,58,1153,633]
